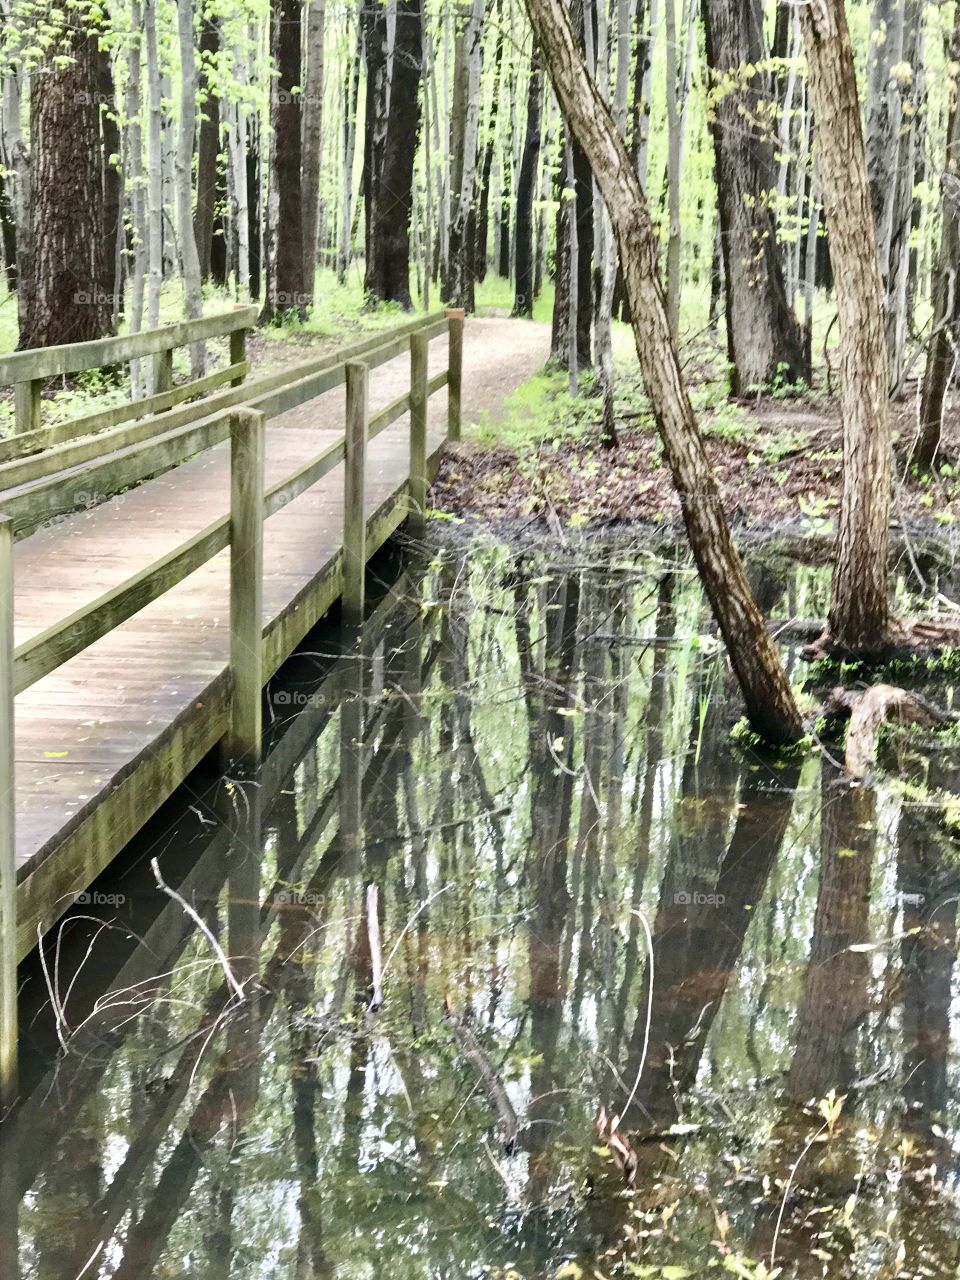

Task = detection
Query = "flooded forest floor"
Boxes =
[431,368,960,548]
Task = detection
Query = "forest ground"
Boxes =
[429,332,960,551]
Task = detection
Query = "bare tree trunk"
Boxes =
[799,0,895,655]
[266,0,307,319]
[301,0,326,292]
[194,14,220,282]
[365,0,423,307]
[336,26,361,282]
[97,43,122,325]
[144,0,163,341]
[663,0,681,336]
[227,38,250,297]
[22,3,114,347]
[175,0,204,373]
[513,42,543,317]
[125,0,148,396]
[0,1,30,321]
[444,0,485,309]
[523,0,804,745]
[913,3,960,472]
[702,0,806,393]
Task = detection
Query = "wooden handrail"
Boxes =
[0,306,258,386]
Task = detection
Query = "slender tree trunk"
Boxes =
[702,0,806,393]
[799,0,894,655]
[663,0,682,335]
[176,0,204,373]
[0,4,29,307]
[914,4,960,472]
[444,0,485,309]
[194,15,220,282]
[266,0,307,319]
[125,0,148,396]
[523,0,804,745]
[97,44,122,324]
[301,0,326,292]
[338,26,362,282]
[22,6,114,347]
[513,43,543,318]
[365,0,423,307]
[144,0,163,340]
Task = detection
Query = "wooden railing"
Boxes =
[0,307,466,1102]
[0,305,257,450]
[0,309,462,539]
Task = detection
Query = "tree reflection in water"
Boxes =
[4,536,960,1278]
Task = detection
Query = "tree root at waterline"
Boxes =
[824,683,958,780]
[803,616,960,664]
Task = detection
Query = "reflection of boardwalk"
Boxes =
[6,316,548,956]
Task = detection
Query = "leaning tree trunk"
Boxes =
[513,42,543,317]
[702,0,806,393]
[799,0,894,656]
[22,7,114,347]
[914,2,960,473]
[265,0,307,320]
[522,0,804,746]
[365,0,423,307]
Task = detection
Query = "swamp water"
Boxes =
[5,533,960,1279]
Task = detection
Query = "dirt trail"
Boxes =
[267,315,551,434]
[458,317,551,428]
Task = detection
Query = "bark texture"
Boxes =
[522,0,804,745]
[799,0,894,655]
[22,13,114,347]
[364,0,423,307]
[914,3,960,471]
[267,0,308,319]
[512,44,542,317]
[702,0,806,393]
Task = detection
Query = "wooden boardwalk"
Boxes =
[1,313,547,964]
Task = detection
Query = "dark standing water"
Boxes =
[6,533,960,1279]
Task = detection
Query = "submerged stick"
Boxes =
[367,883,385,1012]
[444,994,520,1150]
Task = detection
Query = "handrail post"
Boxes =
[445,308,465,442]
[153,346,174,398]
[0,516,16,1108]
[225,408,266,773]
[230,325,248,388]
[409,332,429,536]
[343,361,368,626]
[14,380,40,435]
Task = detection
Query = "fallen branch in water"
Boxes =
[444,994,519,1151]
[825,684,957,779]
[367,883,384,1012]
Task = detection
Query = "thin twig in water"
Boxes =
[150,857,245,1000]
